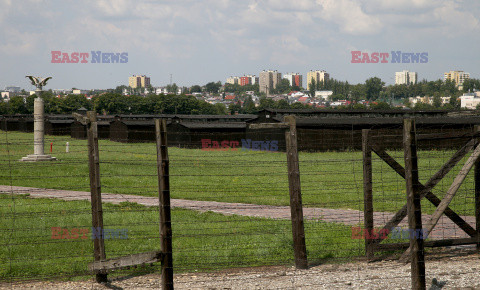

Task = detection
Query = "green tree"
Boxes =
[403,98,412,108]
[114,85,128,94]
[166,83,179,94]
[443,79,457,96]
[205,81,222,93]
[243,96,257,114]
[274,99,290,109]
[308,78,316,97]
[449,96,460,109]
[365,77,384,100]
[291,102,307,109]
[190,85,202,93]
[258,97,275,109]
[213,103,227,115]
[61,94,92,113]
[7,96,27,114]
[274,79,291,94]
[462,79,480,93]
[432,94,442,108]
[370,101,390,110]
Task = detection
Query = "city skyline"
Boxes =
[0,0,479,90]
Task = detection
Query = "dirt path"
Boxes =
[0,185,474,240]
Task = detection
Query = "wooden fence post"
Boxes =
[156,119,174,289]
[87,111,107,283]
[362,129,374,259]
[403,118,426,290]
[475,125,480,252]
[284,115,308,269]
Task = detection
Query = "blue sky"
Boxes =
[0,0,479,90]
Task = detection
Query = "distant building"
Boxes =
[460,92,480,109]
[1,92,12,101]
[306,70,329,91]
[72,89,88,95]
[239,75,258,86]
[52,89,73,95]
[4,86,21,93]
[129,75,151,88]
[315,90,333,100]
[395,70,417,85]
[444,71,470,88]
[155,87,168,95]
[409,96,451,106]
[283,73,303,88]
[259,70,281,95]
[226,76,239,85]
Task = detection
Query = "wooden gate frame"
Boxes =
[75,113,173,288]
[363,119,480,260]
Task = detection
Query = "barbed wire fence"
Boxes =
[1,114,480,288]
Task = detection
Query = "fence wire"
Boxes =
[1,118,480,289]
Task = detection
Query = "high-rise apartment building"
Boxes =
[259,70,281,95]
[306,70,329,91]
[444,71,470,87]
[129,75,151,88]
[239,75,258,86]
[226,76,239,85]
[283,73,303,88]
[395,70,417,85]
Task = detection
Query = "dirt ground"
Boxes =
[2,246,480,290]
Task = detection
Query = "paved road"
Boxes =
[0,185,474,240]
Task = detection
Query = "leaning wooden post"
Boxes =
[284,115,308,269]
[362,129,374,259]
[403,118,426,290]
[475,125,480,252]
[155,119,174,289]
[87,111,107,283]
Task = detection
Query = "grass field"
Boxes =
[0,131,477,215]
[0,194,362,280]
[0,130,477,279]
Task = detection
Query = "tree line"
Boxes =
[0,92,227,115]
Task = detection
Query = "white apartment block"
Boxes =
[460,92,480,109]
[226,76,239,85]
[395,70,417,85]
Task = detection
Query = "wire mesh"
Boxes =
[1,116,480,288]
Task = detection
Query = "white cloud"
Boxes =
[318,0,382,35]
[432,1,480,36]
[0,0,12,22]
[93,0,131,17]
[362,0,439,13]
[0,29,41,55]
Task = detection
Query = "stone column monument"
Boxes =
[20,76,57,162]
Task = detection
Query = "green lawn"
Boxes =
[0,194,362,280]
[1,130,470,280]
[0,131,476,216]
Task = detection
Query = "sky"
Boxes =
[0,0,479,91]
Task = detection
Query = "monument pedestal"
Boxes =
[20,154,57,162]
[20,96,56,162]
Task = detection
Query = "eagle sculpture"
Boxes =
[26,76,52,91]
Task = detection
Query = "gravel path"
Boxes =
[1,251,480,289]
[0,185,474,240]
